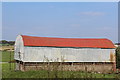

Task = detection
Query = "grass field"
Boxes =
[1,51,120,78]
[0,46,14,51]
[1,51,14,62]
[2,63,120,78]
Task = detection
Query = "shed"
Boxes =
[14,35,116,73]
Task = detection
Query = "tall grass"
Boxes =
[2,63,120,78]
[1,51,120,78]
[1,51,14,62]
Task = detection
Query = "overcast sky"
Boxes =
[2,2,118,43]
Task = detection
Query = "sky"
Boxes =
[2,2,118,43]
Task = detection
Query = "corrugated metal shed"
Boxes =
[14,35,116,62]
[22,35,115,48]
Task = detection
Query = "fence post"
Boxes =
[113,56,116,73]
[9,51,11,71]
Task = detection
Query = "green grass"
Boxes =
[2,63,120,78]
[0,44,10,46]
[1,51,14,62]
[1,51,120,78]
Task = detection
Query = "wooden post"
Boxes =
[113,56,116,72]
[9,51,11,71]
[72,62,73,71]
[103,62,105,73]
[23,62,25,71]
[36,62,38,70]
[72,62,73,66]
[18,61,20,70]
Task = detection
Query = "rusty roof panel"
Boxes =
[21,35,115,48]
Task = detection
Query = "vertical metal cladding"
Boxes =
[22,47,115,62]
[14,35,24,61]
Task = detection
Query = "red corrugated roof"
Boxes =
[21,35,115,48]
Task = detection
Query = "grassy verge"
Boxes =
[2,63,120,78]
[1,51,14,62]
[1,51,120,78]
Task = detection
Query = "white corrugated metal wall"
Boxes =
[14,35,24,61]
[21,47,115,62]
